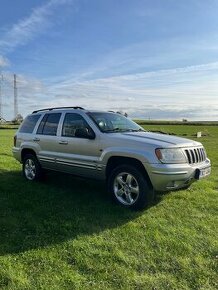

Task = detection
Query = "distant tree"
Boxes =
[0,117,6,123]
[12,114,23,124]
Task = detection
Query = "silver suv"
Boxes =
[13,107,211,210]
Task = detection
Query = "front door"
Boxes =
[56,113,101,178]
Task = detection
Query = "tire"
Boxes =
[22,154,42,181]
[107,164,154,210]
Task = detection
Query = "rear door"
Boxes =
[55,112,101,178]
[35,113,61,170]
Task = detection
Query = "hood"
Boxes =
[115,131,201,148]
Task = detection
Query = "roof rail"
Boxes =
[32,106,85,114]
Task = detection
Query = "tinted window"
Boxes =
[19,115,41,133]
[37,113,61,136]
[37,114,47,134]
[62,113,89,137]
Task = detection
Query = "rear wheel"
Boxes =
[22,154,42,181]
[108,165,154,210]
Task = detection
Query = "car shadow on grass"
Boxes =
[0,170,162,255]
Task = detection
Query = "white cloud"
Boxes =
[46,61,218,97]
[0,0,74,53]
[1,73,46,112]
[2,61,218,121]
[0,55,10,67]
[40,62,218,120]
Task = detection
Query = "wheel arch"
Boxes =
[106,156,153,189]
[21,148,37,163]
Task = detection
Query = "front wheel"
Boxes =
[108,165,154,210]
[22,154,42,181]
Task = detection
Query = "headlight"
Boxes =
[155,148,186,164]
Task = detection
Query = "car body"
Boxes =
[12,107,211,210]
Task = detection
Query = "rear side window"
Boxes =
[19,115,41,133]
[37,113,61,136]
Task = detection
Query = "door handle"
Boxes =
[59,140,68,145]
[33,137,40,142]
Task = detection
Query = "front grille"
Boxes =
[184,147,206,164]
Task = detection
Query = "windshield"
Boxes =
[88,112,145,133]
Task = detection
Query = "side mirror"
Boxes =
[75,128,95,139]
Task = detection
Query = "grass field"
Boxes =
[0,124,217,289]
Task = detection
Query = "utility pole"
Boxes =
[0,74,3,120]
[14,73,18,119]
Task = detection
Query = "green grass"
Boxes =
[0,124,19,130]
[135,120,218,126]
[0,125,217,290]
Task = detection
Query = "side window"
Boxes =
[19,114,41,133]
[62,113,89,137]
[37,113,61,136]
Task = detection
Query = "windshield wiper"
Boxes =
[104,128,146,133]
[124,128,146,132]
[104,128,124,133]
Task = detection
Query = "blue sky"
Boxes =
[0,0,218,120]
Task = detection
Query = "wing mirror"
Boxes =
[75,128,95,139]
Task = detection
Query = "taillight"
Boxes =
[14,135,17,147]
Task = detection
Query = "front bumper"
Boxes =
[144,158,211,191]
[12,147,22,163]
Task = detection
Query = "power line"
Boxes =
[14,74,18,118]
[0,74,3,120]
[0,72,21,121]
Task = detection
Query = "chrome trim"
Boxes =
[39,156,55,163]
[56,159,96,170]
[152,170,188,175]
[184,146,206,164]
